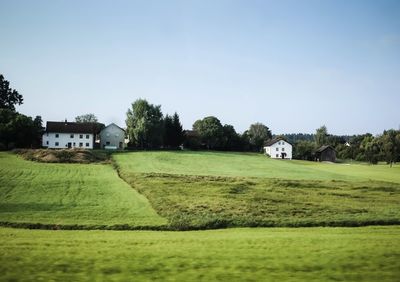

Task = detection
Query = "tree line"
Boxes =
[125,99,272,151]
[292,125,400,166]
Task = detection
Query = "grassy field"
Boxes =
[1,226,399,281]
[114,151,400,182]
[0,152,166,228]
[115,151,400,229]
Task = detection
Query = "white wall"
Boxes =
[264,141,292,159]
[42,132,94,149]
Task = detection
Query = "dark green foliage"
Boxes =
[163,112,184,148]
[192,116,223,149]
[293,140,316,160]
[126,99,164,149]
[0,109,43,150]
[0,74,23,111]
[248,122,272,151]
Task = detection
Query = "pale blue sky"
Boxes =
[1,0,399,134]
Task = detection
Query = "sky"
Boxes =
[1,0,399,135]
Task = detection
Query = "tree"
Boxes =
[0,74,23,111]
[0,109,43,149]
[315,125,328,147]
[360,135,381,164]
[75,113,98,123]
[192,116,223,149]
[171,112,184,147]
[247,123,272,151]
[293,140,315,160]
[380,129,400,167]
[126,99,163,149]
[163,114,174,148]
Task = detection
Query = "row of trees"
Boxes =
[125,99,273,151]
[0,74,43,150]
[125,99,184,149]
[293,126,400,165]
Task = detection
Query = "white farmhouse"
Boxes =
[42,121,104,149]
[99,123,126,150]
[263,137,292,159]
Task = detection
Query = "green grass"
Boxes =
[1,226,399,281]
[0,152,166,228]
[115,151,400,229]
[114,151,400,183]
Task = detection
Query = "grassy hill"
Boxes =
[114,151,400,229]
[1,226,399,281]
[0,152,166,228]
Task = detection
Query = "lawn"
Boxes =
[115,151,400,229]
[0,152,166,228]
[114,151,400,183]
[1,226,399,281]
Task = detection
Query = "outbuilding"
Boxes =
[315,145,336,162]
[99,123,126,150]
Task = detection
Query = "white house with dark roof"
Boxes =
[42,121,104,149]
[263,137,292,159]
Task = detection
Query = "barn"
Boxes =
[315,145,336,162]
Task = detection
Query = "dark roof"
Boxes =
[264,137,291,146]
[315,145,336,153]
[46,121,105,134]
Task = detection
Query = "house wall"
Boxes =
[42,133,94,149]
[264,141,292,159]
[100,124,125,149]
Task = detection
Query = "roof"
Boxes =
[101,123,125,132]
[264,137,291,147]
[315,145,336,153]
[45,121,104,134]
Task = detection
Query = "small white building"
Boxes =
[42,121,104,149]
[264,137,292,160]
[99,123,126,150]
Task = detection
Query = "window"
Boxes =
[282,141,285,145]
[106,141,110,145]
[55,142,59,146]
[70,134,74,138]
[276,148,279,151]
[282,148,285,151]
[79,134,83,139]
[85,143,90,147]
[79,143,83,147]
[276,154,279,158]
[46,141,49,145]
[86,135,89,139]
[73,142,76,146]
[55,134,59,138]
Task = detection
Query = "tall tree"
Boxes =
[248,123,272,151]
[0,74,23,111]
[75,113,98,123]
[315,125,328,147]
[126,99,163,149]
[380,129,400,167]
[171,112,184,147]
[163,114,174,148]
[193,116,223,149]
